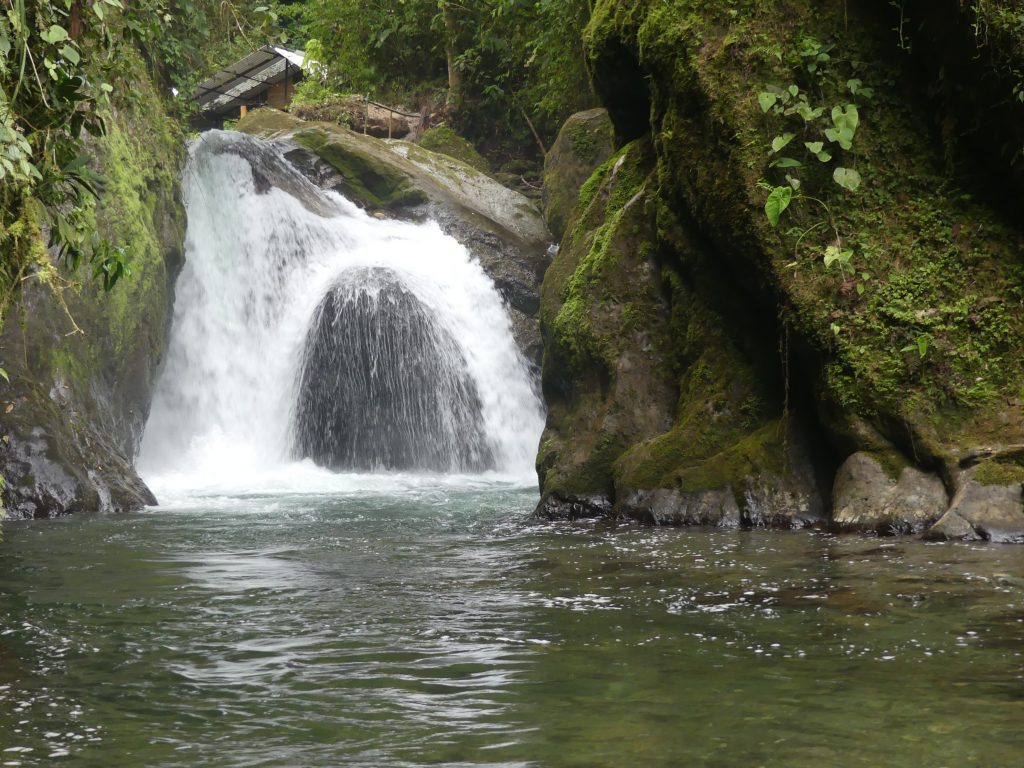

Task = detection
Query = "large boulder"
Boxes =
[542,108,614,240]
[535,138,825,525]
[293,267,492,473]
[0,79,186,518]
[533,0,1024,535]
[237,108,552,365]
[925,462,1024,543]
[832,452,948,534]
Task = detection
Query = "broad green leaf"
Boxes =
[771,132,795,152]
[847,78,862,94]
[816,149,832,163]
[788,84,799,97]
[833,166,862,191]
[832,104,859,132]
[823,245,853,270]
[0,367,8,382]
[61,44,80,65]
[764,185,793,227]
[771,157,803,168]
[805,141,824,154]
[917,337,929,358]
[758,91,778,112]
[41,24,68,44]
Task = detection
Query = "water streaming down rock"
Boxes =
[138,130,544,493]
[295,267,492,472]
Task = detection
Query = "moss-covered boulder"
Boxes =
[543,108,614,240]
[419,126,490,174]
[237,108,551,363]
[537,0,1024,538]
[536,139,824,526]
[0,78,186,518]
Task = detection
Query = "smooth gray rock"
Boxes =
[925,474,1024,543]
[832,452,948,534]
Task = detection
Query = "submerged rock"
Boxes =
[293,268,492,473]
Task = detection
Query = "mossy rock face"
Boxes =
[419,126,490,174]
[293,128,429,210]
[536,139,824,526]
[237,109,552,363]
[543,108,614,240]
[575,0,1024,534]
[0,75,186,518]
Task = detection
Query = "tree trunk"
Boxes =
[69,2,83,40]
[440,1,461,110]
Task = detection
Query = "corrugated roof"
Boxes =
[194,45,305,114]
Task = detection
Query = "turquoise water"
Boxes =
[1,482,1022,767]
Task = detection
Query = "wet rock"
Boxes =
[534,493,614,521]
[293,268,492,473]
[619,487,741,528]
[0,79,184,518]
[924,510,982,542]
[925,471,1024,543]
[832,452,949,534]
[543,108,614,240]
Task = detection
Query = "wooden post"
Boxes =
[240,104,248,119]
[388,110,393,139]
[364,94,369,135]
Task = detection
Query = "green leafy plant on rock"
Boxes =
[757,37,871,291]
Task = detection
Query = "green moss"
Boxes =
[676,421,787,494]
[549,142,652,370]
[973,459,1024,486]
[296,129,429,209]
[419,126,490,173]
[585,0,1024,467]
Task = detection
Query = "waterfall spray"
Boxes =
[138,131,544,497]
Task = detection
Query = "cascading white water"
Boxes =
[137,130,545,499]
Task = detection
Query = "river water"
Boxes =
[1,483,1023,767]
[3,132,1023,765]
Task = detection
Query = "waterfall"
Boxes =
[137,130,544,497]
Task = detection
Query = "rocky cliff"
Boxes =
[537,0,1024,542]
[0,79,186,518]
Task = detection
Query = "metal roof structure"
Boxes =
[194,46,305,115]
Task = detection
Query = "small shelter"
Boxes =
[193,46,305,120]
